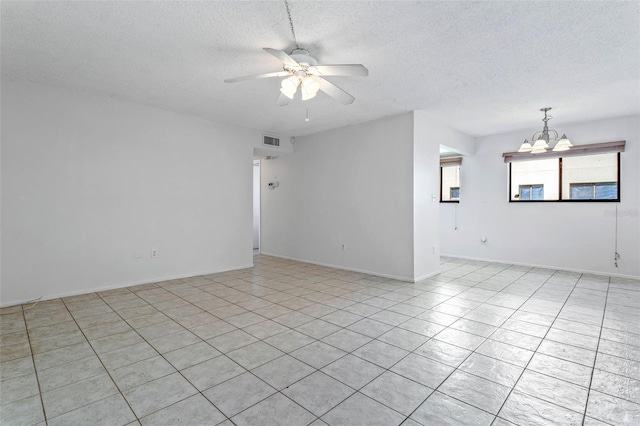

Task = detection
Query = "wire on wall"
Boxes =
[614,204,620,267]
[454,204,458,230]
[22,296,43,310]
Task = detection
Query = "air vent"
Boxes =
[263,135,280,147]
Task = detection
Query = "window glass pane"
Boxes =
[596,183,617,199]
[571,183,595,200]
[562,153,618,200]
[441,164,460,201]
[519,186,531,200]
[511,158,558,201]
[532,185,544,200]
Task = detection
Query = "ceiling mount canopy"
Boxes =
[518,107,573,154]
[224,0,368,106]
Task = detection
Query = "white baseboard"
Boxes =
[0,263,254,308]
[414,270,443,282]
[260,252,441,283]
[441,253,640,280]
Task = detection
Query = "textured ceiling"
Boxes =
[2,1,639,137]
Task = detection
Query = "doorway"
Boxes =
[253,159,260,254]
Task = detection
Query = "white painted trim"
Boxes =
[260,252,420,282]
[441,253,640,280]
[0,263,254,308]
[414,270,443,282]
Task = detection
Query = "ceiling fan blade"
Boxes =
[309,64,369,77]
[312,76,355,105]
[224,71,289,83]
[275,93,290,106]
[263,48,299,68]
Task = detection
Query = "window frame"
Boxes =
[507,152,621,203]
[440,157,461,203]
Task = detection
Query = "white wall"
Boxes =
[261,111,476,282]
[1,79,259,306]
[261,113,416,280]
[440,115,640,278]
[413,112,475,280]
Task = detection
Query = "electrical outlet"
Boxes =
[151,247,158,258]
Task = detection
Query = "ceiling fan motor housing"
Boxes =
[289,48,317,67]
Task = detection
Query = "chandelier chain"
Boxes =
[284,0,299,49]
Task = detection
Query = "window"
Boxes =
[507,149,621,202]
[561,153,618,200]
[510,158,558,201]
[440,158,461,202]
[518,184,544,200]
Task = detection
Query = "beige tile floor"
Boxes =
[1,255,639,425]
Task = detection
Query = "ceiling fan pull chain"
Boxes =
[284,0,299,49]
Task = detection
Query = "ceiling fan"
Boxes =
[224,47,368,106]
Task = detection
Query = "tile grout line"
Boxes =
[104,271,349,424]
[171,261,635,425]
[92,288,255,425]
[174,264,627,425]
[59,286,232,424]
[59,296,141,424]
[92,269,379,425]
[414,268,605,423]
[6,257,636,426]
[10,261,450,426]
[490,270,590,425]
[396,263,552,422]
[19,304,49,424]
[210,262,463,423]
[397,263,553,424]
[209,264,409,425]
[581,275,612,424]
[338,262,533,424]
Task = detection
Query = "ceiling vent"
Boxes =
[263,135,280,147]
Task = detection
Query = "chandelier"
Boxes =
[518,107,573,154]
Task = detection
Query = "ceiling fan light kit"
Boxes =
[224,1,368,106]
[279,72,320,100]
[518,107,573,154]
